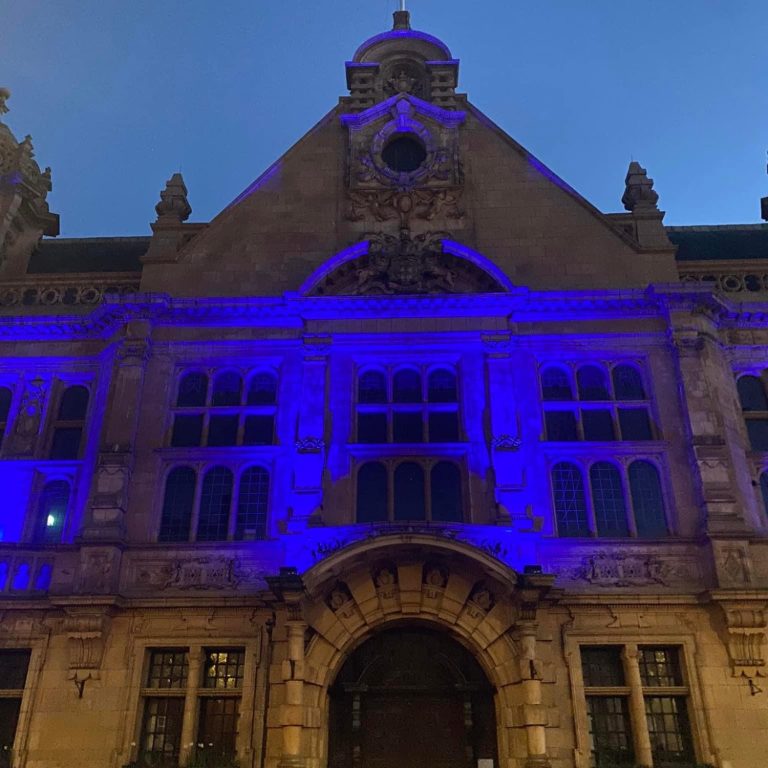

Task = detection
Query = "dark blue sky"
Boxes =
[2,0,765,237]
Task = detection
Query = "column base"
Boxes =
[524,758,552,768]
[278,758,307,768]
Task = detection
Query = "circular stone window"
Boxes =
[381,134,427,173]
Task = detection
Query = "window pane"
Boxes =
[645,696,694,764]
[177,372,208,407]
[207,415,239,447]
[582,409,616,441]
[586,696,634,767]
[431,462,462,522]
[203,649,245,689]
[141,697,185,760]
[428,411,459,442]
[159,468,196,542]
[761,472,768,519]
[541,367,573,400]
[747,419,768,451]
[629,461,668,538]
[638,647,683,687]
[212,372,242,407]
[393,411,423,443]
[247,372,278,405]
[0,387,12,422]
[197,467,233,541]
[427,369,457,403]
[50,427,83,459]
[393,369,422,403]
[35,480,70,543]
[552,462,589,537]
[582,646,625,687]
[171,414,203,447]
[738,375,768,411]
[0,700,22,758]
[394,462,425,521]
[198,698,240,759]
[545,410,579,441]
[577,365,610,401]
[243,415,275,445]
[147,649,189,689]
[612,365,646,400]
[618,408,654,441]
[357,412,387,443]
[236,467,269,540]
[590,462,629,537]
[0,650,31,689]
[58,385,89,420]
[358,370,387,404]
[356,463,388,523]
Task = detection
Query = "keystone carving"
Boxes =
[717,601,768,678]
[63,608,112,686]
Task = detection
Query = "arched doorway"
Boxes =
[328,626,498,768]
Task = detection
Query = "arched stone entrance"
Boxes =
[328,625,497,768]
[266,534,554,768]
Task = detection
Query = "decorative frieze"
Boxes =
[0,275,140,307]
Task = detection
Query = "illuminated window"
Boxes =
[0,650,31,760]
[34,480,70,543]
[49,385,89,459]
[541,363,654,442]
[737,374,768,451]
[551,462,589,537]
[356,366,460,444]
[356,460,463,523]
[171,369,278,448]
[159,465,270,543]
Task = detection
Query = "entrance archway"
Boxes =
[328,626,497,768]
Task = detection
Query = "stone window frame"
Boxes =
[563,632,713,768]
[123,639,260,768]
[539,361,658,443]
[354,363,462,445]
[156,460,273,543]
[0,639,47,767]
[168,366,281,449]
[22,468,78,545]
[547,452,672,538]
[0,381,18,451]
[44,379,93,461]
[735,369,768,451]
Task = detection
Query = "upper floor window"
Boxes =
[551,459,668,538]
[541,363,654,442]
[356,459,464,524]
[33,479,71,543]
[0,650,31,760]
[158,464,270,543]
[737,373,768,451]
[0,387,12,448]
[171,369,278,448]
[49,385,89,459]
[356,366,460,444]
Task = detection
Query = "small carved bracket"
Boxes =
[716,600,768,678]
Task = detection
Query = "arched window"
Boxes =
[49,385,89,459]
[541,367,573,400]
[428,369,457,403]
[612,365,646,400]
[212,372,243,407]
[577,366,610,401]
[34,480,70,543]
[394,462,425,521]
[356,463,388,523]
[247,372,278,405]
[177,372,208,407]
[737,376,768,412]
[0,386,11,445]
[629,461,668,537]
[393,369,422,403]
[236,467,269,540]
[358,370,387,404]
[159,467,196,542]
[590,462,629,537]
[34,562,53,591]
[552,462,589,536]
[430,462,463,522]
[760,472,768,520]
[197,467,233,541]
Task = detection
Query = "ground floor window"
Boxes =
[0,650,31,767]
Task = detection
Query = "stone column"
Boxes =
[179,649,203,764]
[516,622,550,768]
[622,645,653,767]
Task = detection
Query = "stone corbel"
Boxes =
[714,597,768,679]
[62,606,113,697]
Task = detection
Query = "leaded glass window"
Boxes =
[629,461,668,537]
[236,467,269,540]
[197,467,233,541]
[159,467,196,542]
[552,462,589,536]
[590,462,629,537]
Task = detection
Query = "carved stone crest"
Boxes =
[7,377,46,456]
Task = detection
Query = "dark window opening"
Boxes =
[197,467,233,542]
[207,415,239,447]
[541,367,573,400]
[212,372,242,407]
[171,414,204,447]
[552,462,589,536]
[428,411,459,442]
[619,408,654,441]
[394,462,425,520]
[582,409,616,441]
[177,372,208,407]
[356,463,388,523]
[358,412,387,443]
[243,415,274,445]
[381,135,427,173]
[545,410,579,441]
[393,411,423,443]
[430,462,463,522]
[159,468,196,542]
[236,468,269,540]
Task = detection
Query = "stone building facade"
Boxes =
[1,11,768,768]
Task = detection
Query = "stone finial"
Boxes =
[154,172,191,223]
[0,87,10,118]
[622,161,660,212]
[393,10,411,30]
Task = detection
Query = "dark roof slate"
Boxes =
[668,225,768,262]
[28,237,149,274]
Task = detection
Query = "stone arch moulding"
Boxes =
[298,237,516,297]
[268,534,555,768]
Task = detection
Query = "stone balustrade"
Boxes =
[0,548,55,595]
[679,260,768,294]
[0,273,141,308]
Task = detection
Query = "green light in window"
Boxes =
[46,514,56,527]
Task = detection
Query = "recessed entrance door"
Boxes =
[328,627,497,768]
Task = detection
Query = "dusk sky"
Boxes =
[2,0,765,237]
